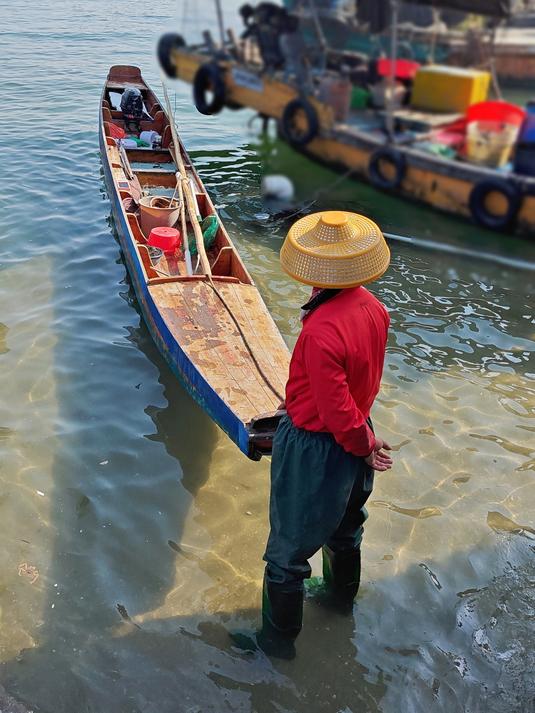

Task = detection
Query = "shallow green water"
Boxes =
[1,2,534,712]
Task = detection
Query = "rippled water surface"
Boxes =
[1,2,535,711]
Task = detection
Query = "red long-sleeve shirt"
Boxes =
[285,287,389,457]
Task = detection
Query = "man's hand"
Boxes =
[365,438,393,472]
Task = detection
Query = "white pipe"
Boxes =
[214,0,225,47]
[383,231,535,272]
[189,178,201,218]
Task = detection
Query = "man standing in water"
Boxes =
[261,211,393,656]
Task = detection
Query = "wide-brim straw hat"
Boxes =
[280,211,390,289]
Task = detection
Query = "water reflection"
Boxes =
[1,170,534,713]
[1,3,535,705]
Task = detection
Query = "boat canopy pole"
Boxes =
[214,0,226,48]
[488,22,503,100]
[386,0,399,142]
[306,0,328,57]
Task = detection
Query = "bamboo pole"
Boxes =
[161,79,212,277]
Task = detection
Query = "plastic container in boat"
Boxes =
[518,101,535,143]
[139,195,181,237]
[466,121,520,168]
[411,66,490,113]
[350,86,370,110]
[514,144,535,176]
[148,227,181,255]
[519,117,535,143]
[376,58,420,81]
[140,130,161,147]
[120,138,138,149]
[515,101,535,175]
[317,75,352,122]
[467,101,526,128]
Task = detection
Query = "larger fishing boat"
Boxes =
[158,0,535,238]
[99,65,289,459]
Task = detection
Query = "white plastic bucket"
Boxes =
[140,130,161,147]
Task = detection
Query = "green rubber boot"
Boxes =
[321,545,361,613]
[258,575,303,659]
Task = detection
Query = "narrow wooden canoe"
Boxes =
[99,65,290,459]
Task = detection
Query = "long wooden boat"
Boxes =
[99,65,290,460]
[159,36,535,238]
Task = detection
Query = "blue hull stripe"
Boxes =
[99,123,251,457]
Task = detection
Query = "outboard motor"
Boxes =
[120,86,144,133]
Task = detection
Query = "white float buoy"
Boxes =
[261,175,295,202]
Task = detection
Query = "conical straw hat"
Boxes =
[280,211,390,289]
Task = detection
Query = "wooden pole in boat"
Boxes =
[180,168,212,277]
[161,79,212,276]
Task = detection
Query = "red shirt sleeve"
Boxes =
[301,333,376,457]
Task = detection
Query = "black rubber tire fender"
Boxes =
[157,33,185,78]
[469,178,522,232]
[280,98,319,147]
[225,99,244,110]
[368,147,407,190]
[193,63,226,116]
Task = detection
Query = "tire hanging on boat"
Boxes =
[157,33,185,78]
[280,98,319,147]
[368,147,407,190]
[193,63,226,115]
[469,179,522,232]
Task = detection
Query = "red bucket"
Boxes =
[467,101,526,127]
[148,227,181,255]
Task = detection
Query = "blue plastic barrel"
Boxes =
[519,101,535,143]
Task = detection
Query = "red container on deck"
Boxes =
[148,227,181,255]
[467,101,526,127]
[377,58,420,81]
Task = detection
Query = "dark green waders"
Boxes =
[262,414,374,652]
